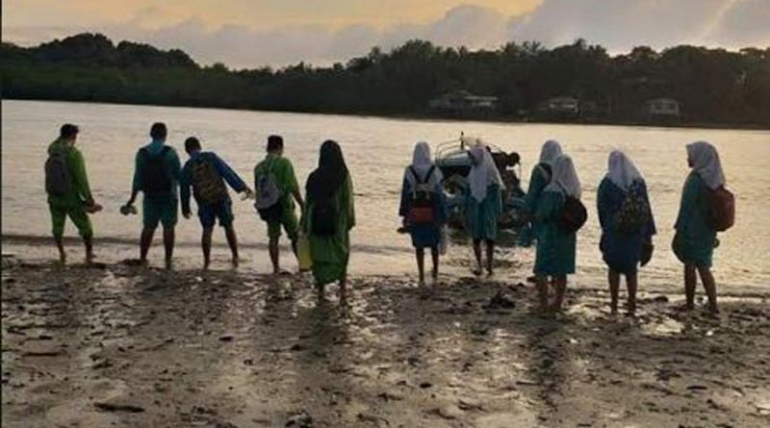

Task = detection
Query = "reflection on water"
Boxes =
[3,99,770,291]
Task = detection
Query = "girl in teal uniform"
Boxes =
[521,139,562,247]
[597,150,656,315]
[399,142,448,286]
[535,154,581,313]
[673,141,725,314]
[465,145,505,276]
[304,140,356,307]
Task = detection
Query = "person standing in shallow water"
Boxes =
[673,141,726,314]
[254,135,304,275]
[303,140,355,306]
[124,122,182,269]
[45,124,100,264]
[180,137,254,270]
[535,154,581,313]
[597,150,656,315]
[399,141,448,286]
[465,144,505,276]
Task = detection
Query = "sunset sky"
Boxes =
[4,0,769,68]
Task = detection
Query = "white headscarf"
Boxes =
[606,150,643,190]
[687,141,725,190]
[539,139,563,166]
[468,144,505,202]
[405,141,442,188]
[545,154,581,199]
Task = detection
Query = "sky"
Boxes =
[3,0,770,69]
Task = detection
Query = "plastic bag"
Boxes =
[439,225,449,255]
[297,233,312,271]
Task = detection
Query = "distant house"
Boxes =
[536,96,579,119]
[429,90,498,115]
[545,97,579,115]
[646,98,680,117]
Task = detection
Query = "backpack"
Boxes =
[312,196,338,236]
[141,146,172,196]
[407,166,436,225]
[45,149,72,196]
[255,158,282,222]
[191,154,227,205]
[708,186,735,232]
[614,181,651,234]
[559,195,587,233]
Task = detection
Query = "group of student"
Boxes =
[397,138,732,316]
[45,123,732,314]
[45,123,355,303]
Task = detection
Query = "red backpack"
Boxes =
[709,186,735,232]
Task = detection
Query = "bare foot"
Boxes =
[472,268,483,277]
[231,257,239,268]
[165,258,173,270]
[58,251,67,264]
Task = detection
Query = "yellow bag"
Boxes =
[297,233,312,271]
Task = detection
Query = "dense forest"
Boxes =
[2,33,769,127]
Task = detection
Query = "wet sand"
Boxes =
[2,255,769,427]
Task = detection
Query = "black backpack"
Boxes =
[559,195,588,233]
[45,149,72,196]
[312,196,338,236]
[141,146,172,196]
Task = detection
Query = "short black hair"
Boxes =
[267,135,283,152]
[150,122,167,140]
[60,124,79,139]
[184,137,201,153]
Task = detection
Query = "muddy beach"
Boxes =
[2,255,769,428]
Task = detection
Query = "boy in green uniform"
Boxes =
[254,135,304,274]
[45,124,100,263]
[123,123,182,269]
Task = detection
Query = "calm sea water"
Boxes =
[2,100,769,292]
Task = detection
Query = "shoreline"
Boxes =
[5,98,769,132]
[2,255,769,427]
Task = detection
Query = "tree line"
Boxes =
[2,33,769,127]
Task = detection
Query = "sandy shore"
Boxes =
[2,255,769,427]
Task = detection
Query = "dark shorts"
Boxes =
[199,199,234,228]
[143,196,178,229]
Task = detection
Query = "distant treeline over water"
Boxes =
[2,33,769,127]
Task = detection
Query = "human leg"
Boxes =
[626,271,638,315]
[608,270,620,314]
[684,264,697,310]
[415,247,426,284]
[267,220,282,274]
[224,225,239,266]
[552,275,567,312]
[201,226,214,270]
[485,239,495,275]
[430,246,439,282]
[472,239,482,275]
[49,204,67,263]
[697,266,718,314]
[163,226,175,269]
[68,205,94,263]
[535,275,549,311]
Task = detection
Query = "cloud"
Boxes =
[707,0,770,47]
[4,1,769,68]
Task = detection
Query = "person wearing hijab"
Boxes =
[304,140,356,306]
[398,142,448,286]
[520,140,563,250]
[673,141,725,314]
[465,144,505,276]
[597,150,656,315]
[534,154,581,313]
